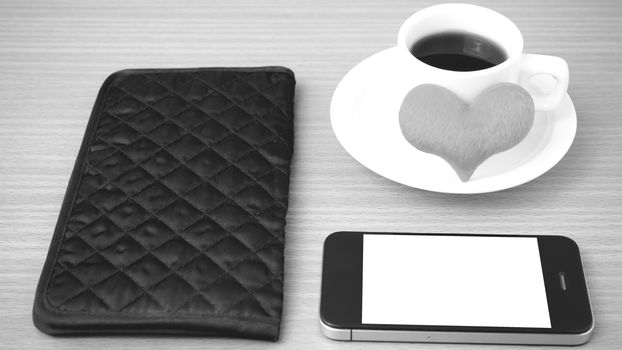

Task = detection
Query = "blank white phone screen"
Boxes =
[362,235,551,328]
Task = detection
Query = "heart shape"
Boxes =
[399,83,535,182]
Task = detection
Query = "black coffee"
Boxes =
[410,32,507,71]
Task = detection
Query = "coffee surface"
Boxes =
[410,32,507,71]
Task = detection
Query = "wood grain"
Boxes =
[1,0,621,349]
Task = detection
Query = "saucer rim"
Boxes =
[330,47,577,194]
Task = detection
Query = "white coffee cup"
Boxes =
[396,3,568,111]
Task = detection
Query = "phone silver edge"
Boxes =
[319,234,595,345]
[319,319,594,345]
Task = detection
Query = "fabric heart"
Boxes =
[399,83,535,182]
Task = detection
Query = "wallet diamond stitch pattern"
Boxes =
[33,67,295,341]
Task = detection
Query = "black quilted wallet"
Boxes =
[33,67,295,341]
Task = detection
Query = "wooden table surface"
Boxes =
[1,0,621,349]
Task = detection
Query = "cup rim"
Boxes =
[397,3,524,75]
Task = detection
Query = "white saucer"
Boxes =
[331,47,577,194]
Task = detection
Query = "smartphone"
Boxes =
[320,232,593,345]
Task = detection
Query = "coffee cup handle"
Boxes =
[518,53,569,111]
